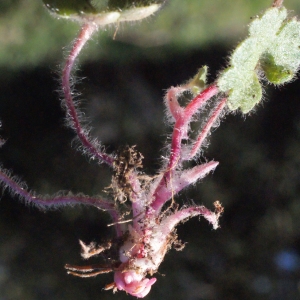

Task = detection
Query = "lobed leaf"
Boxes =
[262,18,300,84]
[218,7,300,113]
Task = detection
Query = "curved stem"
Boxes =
[167,85,219,171]
[159,204,221,234]
[0,167,123,237]
[150,85,219,213]
[0,167,113,208]
[62,23,114,166]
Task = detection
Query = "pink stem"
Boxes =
[168,85,219,171]
[150,85,219,212]
[164,87,185,121]
[152,161,218,207]
[183,85,219,125]
[160,205,220,233]
[128,173,145,231]
[189,97,227,159]
[0,168,123,237]
[62,23,114,166]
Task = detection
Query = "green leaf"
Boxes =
[43,0,165,25]
[222,70,262,113]
[262,18,300,84]
[43,0,96,16]
[218,6,300,113]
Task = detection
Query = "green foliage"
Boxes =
[43,0,96,16]
[5,0,300,69]
[187,65,208,96]
[261,16,300,84]
[43,0,164,24]
[218,7,300,113]
[261,53,294,84]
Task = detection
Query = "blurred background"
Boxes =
[1,0,300,299]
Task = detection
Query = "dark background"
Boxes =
[1,1,300,299]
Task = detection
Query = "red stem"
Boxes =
[62,23,114,166]
[0,168,123,237]
[168,85,218,171]
[189,97,227,159]
[150,85,219,212]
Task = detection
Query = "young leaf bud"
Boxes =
[186,66,208,96]
[261,53,294,84]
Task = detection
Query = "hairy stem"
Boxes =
[189,97,227,159]
[62,23,114,166]
[168,85,219,170]
[0,167,123,236]
[149,161,218,206]
[160,204,221,233]
[150,85,219,213]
